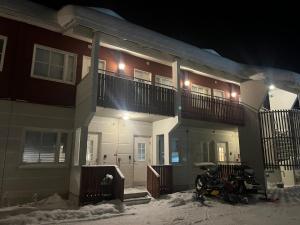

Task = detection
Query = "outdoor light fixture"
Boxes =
[269,84,275,90]
[231,92,237,98]
[184,80,190,87]
[118,63,125,70]
[122,113,129,120]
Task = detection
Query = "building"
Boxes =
[0,0,299,205]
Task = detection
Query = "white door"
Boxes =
[86,133,100,165]
[216,142,228,163]
[133,137,151,186]
[81,55,106,78]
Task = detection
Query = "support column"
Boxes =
[172,60,181,117]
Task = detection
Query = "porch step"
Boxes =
[123,190,151,205]
[123,195,152,206]
[124,191,149,199]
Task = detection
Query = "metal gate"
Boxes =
[259,110,300,170]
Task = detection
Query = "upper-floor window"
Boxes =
[0,35,7,72]
[213,89,225,99]
[191,84,211,96]
[155,75,173,89]
[22,128,69,165]
[81,55,106,79]
[31,44,77,84]
[134,69,151,84]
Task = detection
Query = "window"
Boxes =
[170,138,186,164]
[81,55,106,79]
[0,35,7,71]
[31,44,77,84]
[191,84,211,108]
[217,143,227,162]
[136,143,146,161]
[213,89,225,99]
[22,129,69,164]
[134,69,151,84]
[157,135,164,165]
[155,75,173,89]
[191,84,211,96]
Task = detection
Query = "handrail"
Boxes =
[98,69,177,90]
[147,165,160,198]
[148,164,160,178]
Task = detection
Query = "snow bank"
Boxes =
[0,194,124,225]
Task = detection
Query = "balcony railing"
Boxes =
[181,91,244,125]
[97,71,175,116]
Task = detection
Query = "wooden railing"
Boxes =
[97,71,175,116]
[181,91,244,125]
[79,165,124,205]
[147,165,160,198]
[152,165,173,194]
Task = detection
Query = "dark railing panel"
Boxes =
[259,110,300,170]
[217,163,242,180]
[181,91,244,125]
[79,165,124,205]
[97,72,175,116]
[152,165,173,195]
[147,165,160,198]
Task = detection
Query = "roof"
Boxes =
[0,0,299,93]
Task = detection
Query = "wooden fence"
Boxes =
[79,165,124,205]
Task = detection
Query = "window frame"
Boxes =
[0,35,8,72]
[155,75,173,89]
[213,89,225,99]
[191,84,211,96]
[30,44,77,85]
[133,68,152,84]
[81,55,106,79]
[20,127,71,168]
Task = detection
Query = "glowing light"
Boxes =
[118,63,125,70]
[231,92,237,98]
[122,113,129,120]
[269,84,275,90]
[184,80,190,87]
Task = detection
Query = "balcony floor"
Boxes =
[95,106,172,122]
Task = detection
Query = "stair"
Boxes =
[123,190,152,206]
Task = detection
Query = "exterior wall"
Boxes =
[99,47,172,82]
[87,116,153,187]
[152,117,178,165]
[170,125,240,191]
[269,88,297,110]
[0,100,74,205]
[181,70,240,101]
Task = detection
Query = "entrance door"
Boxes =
[216,142,228,163]
[86,133,100,165]
[133,137,151,186]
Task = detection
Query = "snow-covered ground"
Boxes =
[1,187,300,225]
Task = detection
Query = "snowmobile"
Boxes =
[194,162,249,204]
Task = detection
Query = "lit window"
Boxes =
[23,129,69,164]
[81,55,106,79]
[155,75,173,89]
[136,143,146,161]
[218,146,225,162]
[134,69,151,84]
[0,35,7,71]
[31,44,77,84]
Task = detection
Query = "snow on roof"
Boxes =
[89,8,125,20]
[202,49,221,56]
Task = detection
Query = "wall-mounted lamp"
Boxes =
[118,62,125,70]
[231,92,237,98]
[184,80,190,87]
[269,84,275,90]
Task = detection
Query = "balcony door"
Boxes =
[133,136,151,186]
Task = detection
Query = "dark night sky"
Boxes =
[31,0,300,73]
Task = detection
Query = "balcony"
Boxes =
[97,71,175,117]
[181,91,244,125]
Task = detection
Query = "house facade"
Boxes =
[0,0,299,205]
